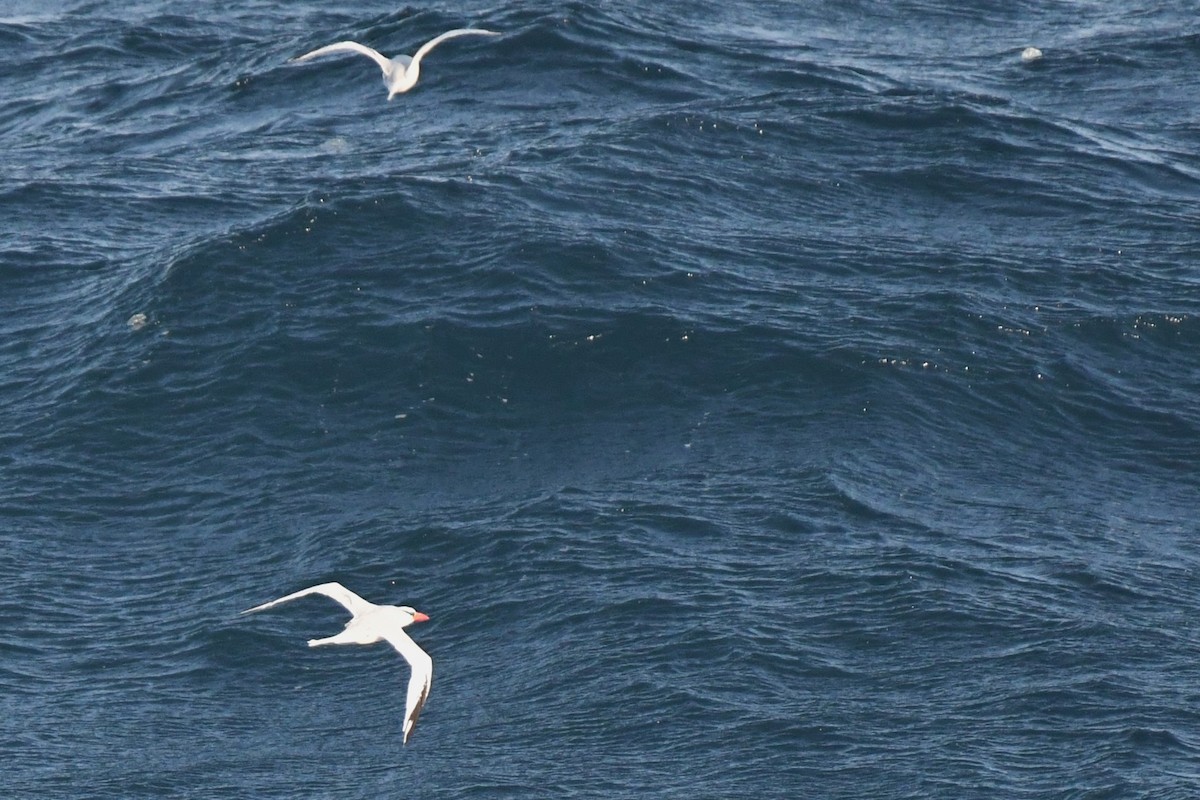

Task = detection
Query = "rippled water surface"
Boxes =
[3,1,1199,797]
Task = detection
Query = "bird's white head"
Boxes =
[399,605,431,626]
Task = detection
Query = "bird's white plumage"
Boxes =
[385,630,433,743]
[243,581,376,617]
[291,28,500,99]
[410,28,497,64]
[243,581,433,744]
[292,41,395,75]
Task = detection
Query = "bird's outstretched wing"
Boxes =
[382,629,434,745]
[412,28,499,65]
[292,41,394,77]
[242,582,376,617]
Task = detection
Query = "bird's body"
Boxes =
[292,28,500,99]
[243,582,433,744]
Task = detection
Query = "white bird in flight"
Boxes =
[243,582,433,744]
[292,28,500,99]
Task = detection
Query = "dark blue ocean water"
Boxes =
[4,1,1200,797]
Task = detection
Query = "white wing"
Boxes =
[383,629,433,745]
[292,41,394,77]
[412,28,499,65]
[242,582,376,617]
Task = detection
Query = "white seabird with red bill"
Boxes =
[243,581,433,744]
[291,28,500,99]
